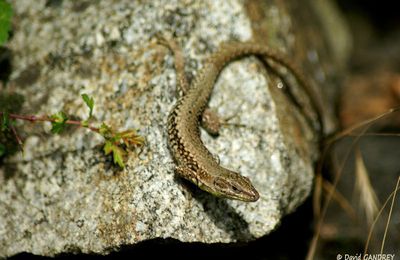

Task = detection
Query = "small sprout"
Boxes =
[81,93,94,118]
[0,94,145,168]
[50,111,68,134]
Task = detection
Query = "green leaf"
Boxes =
[81,94,94,118]
[50,122,66,134]
[103,140,113,155]
[0,143,5,157]
[50,111,68,134]
[1,111,9,131]
[0,0,13,45]
[103,140,126,168]
[119,129,145,147]
[112,146,125,168]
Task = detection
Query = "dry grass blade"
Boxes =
[307,107,400,260]
[354,148,380,225]
[364,178,400,254]
[313,173,323,218]
[380,175,399,254]
[307,126,370,260]
[323,179,357,221]
[326,107,400,145]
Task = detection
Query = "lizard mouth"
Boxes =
[233,185,260,202]
[244,188,260,202]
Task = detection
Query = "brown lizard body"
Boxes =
[166,41,323,202]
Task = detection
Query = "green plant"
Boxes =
[0,93,144,168]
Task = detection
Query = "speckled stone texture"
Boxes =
[0,0,347,257]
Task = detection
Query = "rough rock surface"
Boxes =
[0,0,348,257]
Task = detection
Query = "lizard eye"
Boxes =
[213,177,241,193]
[231,185,240,193]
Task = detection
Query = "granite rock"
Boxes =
[0,0,346,257]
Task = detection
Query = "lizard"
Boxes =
[162,38,324,202]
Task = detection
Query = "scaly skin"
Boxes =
[167,42,323,202]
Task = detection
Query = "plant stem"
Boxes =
[0,112,100,133]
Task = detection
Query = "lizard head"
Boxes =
[200,169,260,202]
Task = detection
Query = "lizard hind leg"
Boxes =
[201,101,248,136]
[201,108,221,136]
